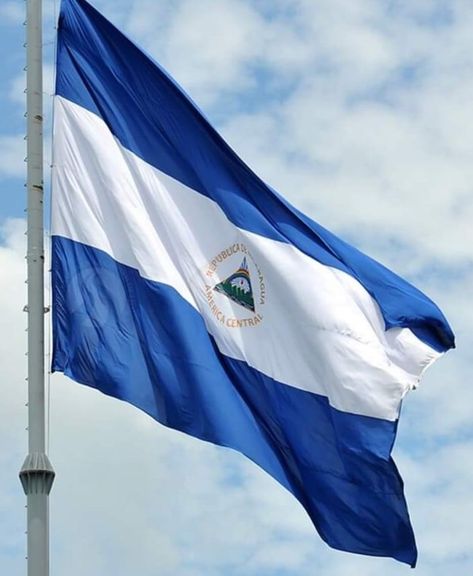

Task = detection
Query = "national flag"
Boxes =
[52,0,455,566]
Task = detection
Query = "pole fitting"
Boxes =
[19,453,55,496]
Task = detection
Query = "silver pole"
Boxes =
[19,1,55,576]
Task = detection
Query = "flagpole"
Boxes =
[19,1,55,575]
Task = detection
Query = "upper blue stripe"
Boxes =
[52,235,417,566]
[56,0,454,353]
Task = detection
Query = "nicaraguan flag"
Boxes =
[52,0,455,566]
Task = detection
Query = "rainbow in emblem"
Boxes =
[213,257,255,312]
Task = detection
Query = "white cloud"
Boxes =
[124,0,268,106]
[8,72,26,108]
[0,220,29,575]
[196,0,473,265]
[0,2,24,25]
[0,135,25,178]
[9,63,55,107]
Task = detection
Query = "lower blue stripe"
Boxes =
[52,235,417,566]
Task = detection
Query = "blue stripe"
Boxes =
[56,0,454,353]
[52,235,417,566]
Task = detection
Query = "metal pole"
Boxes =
[19,1,55,575]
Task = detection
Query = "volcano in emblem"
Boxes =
[213,257,255,312]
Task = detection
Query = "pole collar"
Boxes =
[19,453,55,495]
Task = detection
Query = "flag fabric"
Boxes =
[52,0,454,566]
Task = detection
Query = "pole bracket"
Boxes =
[19,453,55,495]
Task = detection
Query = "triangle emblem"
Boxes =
[213,257,255,312]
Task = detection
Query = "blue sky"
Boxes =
[1,1,472,574]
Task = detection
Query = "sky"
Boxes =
[0,0,472,574]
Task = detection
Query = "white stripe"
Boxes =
[52,96,440,421]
